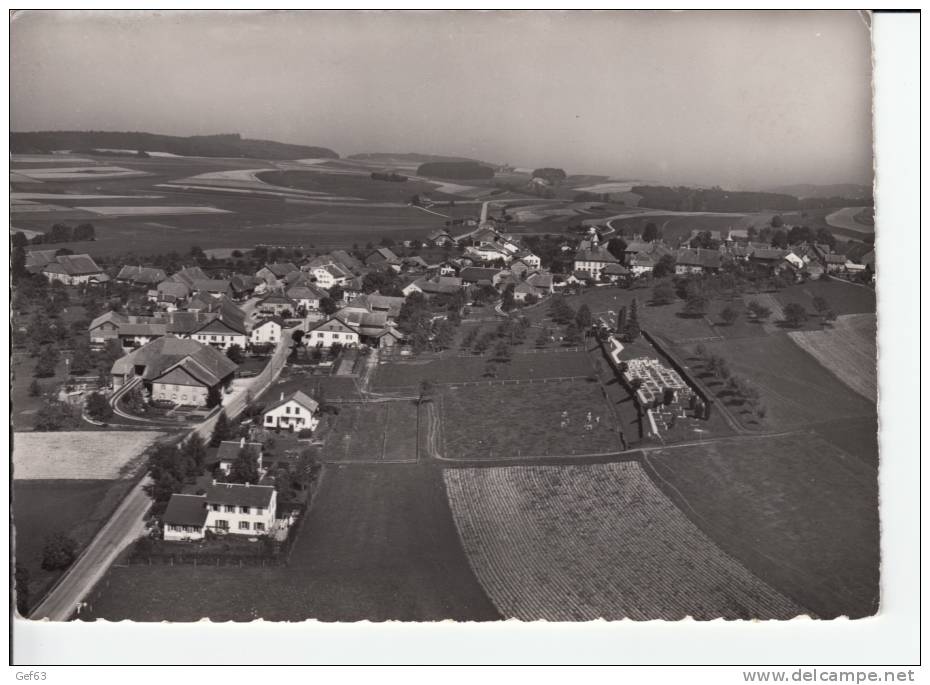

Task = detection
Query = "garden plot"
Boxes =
[13,431,165,480]
[440,379,621,460]
[321,403,390,462]
[444,463,804,620]
[788,314,876,402]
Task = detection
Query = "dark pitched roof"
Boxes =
[169,266,209,289]
[675,248,722,269]
[262,262,299,278]
[215,440,263,464]
[459,267,503,283]
[192,279,231,293]
[574,246,619,264]
[163,494,209,527]
[117,265,167,284]
[42,253,102,276]
[204,482,275,508]
[264,390,319,415]
[112,337,238,386]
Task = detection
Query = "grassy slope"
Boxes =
[643,433,880,618]
[694,334,875,430]
[84,464,500,622]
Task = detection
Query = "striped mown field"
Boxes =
[789,314,876,402]
[444,463,804,620]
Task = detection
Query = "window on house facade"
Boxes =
[255,507,264,516]
[225,505,235,513]
[212,504,221,512]
[254,522,265,531]
[240,506,249,514]
[239,521,250,530]
[215,520,229,530]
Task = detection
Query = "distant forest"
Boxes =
[416,161,495,180]
[350,152,481,164]
[632,185,873,212]
[10,131,339,160]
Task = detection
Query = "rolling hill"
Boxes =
[9,131,339,160]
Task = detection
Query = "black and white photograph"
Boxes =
[7,8,920,669]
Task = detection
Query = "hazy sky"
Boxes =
[11,10,874,189]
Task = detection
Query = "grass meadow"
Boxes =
[643,432,880,618]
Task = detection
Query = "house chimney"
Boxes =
[240,436,245,448]
[280,391,284,401]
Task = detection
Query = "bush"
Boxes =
[85,391,113,422]
[297,428,314,438]
[41,532,78,571]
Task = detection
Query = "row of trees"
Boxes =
[12,222,96,248]
[693,345,767,421]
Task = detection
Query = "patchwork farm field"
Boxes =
[440,379,622,460]
[373,350,595,389]
[10,153,477,256]
[643,432,880,618]
[83,464,500,622]
[789,314,877,402]
[444,463,803,620]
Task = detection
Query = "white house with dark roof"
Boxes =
[111,337,238,406]
[573,246,619,279]
[306,315,359,348]
[41,254,105,285]
[263,390,320,432]
[250,317,284,346]
[286,284,327,312]
[162,481,277,540]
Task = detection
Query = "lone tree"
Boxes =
[229,448,260,485]
[642,222,660,243]
[226,344,244,365]
[662,387,676,406]
[206,384,223,409]
[41,532,78,571]
[85,391,113,422]
[624,299,641,340]
[492,340,512,362]
[783,302,808,328]
[417,379,435,405]
[812,296,831,317]
[747,300,772,322]
[652,283,676,305]
[719,305,740,326]
[653,254,677,279]
[209,410,232,447]
[575,304,593,331]
[684,294,708,318]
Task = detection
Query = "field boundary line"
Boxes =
[641,452,825,617]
